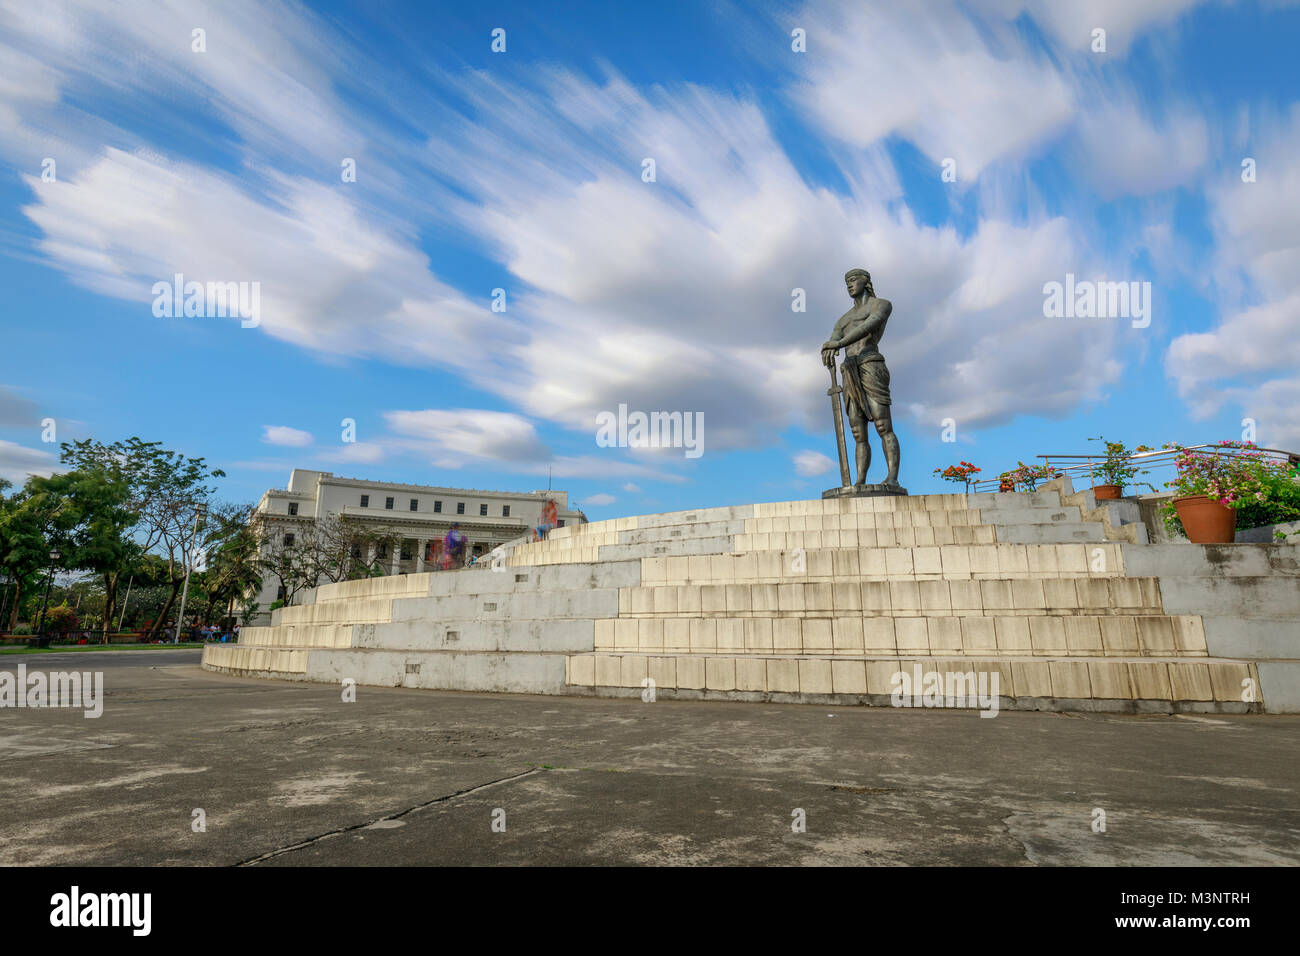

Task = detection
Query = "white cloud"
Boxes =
[790,0,1076,179]
[1166,106,1300,444]
[0,385,41,427]
[793,450,835,477]
[996,0,1211,55]
[622,482,642,493]
[0,440,57,485]
[383,409,551,465]
[1069,100,1209,200]
[261,425,314,447]
[5,0,1198,470]
[583,493,616,506]
[333,442,385,464]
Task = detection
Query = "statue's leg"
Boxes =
[874,409,900,485]
[848,404,871,485]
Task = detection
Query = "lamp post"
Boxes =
[35,548,60,647]
[173,503,207,644]
[0,573,11,632]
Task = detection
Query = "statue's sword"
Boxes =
[827,357,852,487]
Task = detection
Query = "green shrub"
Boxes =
[1162,442,1300,536]
[13,622,33,635]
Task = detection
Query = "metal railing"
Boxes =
[968,444,1300,495]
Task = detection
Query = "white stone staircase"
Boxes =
[203,478,1298,713]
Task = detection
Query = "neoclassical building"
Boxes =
[248,469,586,618]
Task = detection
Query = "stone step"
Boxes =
[643,543,1126,584]
[565,652,1256,711]
[534,504,1090,551]
[203,644,309,677]
[274,598,397,626]
[239,624,355,648]
[1156,575,1300,618]
[520,521,1107,564]
[312,573,434,605]
[614,577,1163,618]
[542,491,1066,543]
[240,618,596,653]
[389,588,620,623]
[1120,543,1300,577]
[592,613,1206,658]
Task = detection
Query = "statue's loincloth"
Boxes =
[841,352,891,420]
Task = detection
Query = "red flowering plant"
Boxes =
[997,461,1058,492]
[933,461,981,492]
[1160,441,1300,536]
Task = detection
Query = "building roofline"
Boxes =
[315,474,574,501]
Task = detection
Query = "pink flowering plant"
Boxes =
[1161,441,1300,536]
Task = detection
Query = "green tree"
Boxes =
[61,438,223,641]
[194,503,262,629]
[0,478,75,631]
[28,461,139,643]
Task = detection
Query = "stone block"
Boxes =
[1049,661,1092,699]
[676,656,705,689]
[994,616,1032,653]
[862,617,897,654]
[735,657,768,692]
[1127,662,1172,700]
[895,617,929,653]
[706,656,736,691]
[767,659,800,693]
[1169,663,1213,701]
[799,658,833,694]
[1011,662,1052,698]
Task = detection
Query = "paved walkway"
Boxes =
[2,650,1298,865]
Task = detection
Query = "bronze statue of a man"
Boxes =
[821,268,901,488]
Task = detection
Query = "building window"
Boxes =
[400,543,413,560]
[434,500,442,513]
[350,545,361,561]
[502,505,510,517]
[557,519,565,528]
[288,502,298,516]
[276,585,287,601]
[410,498,418,511]
[283,533,295,547]
[385,497,394,510]
[360,495,369,507]
[480,503,488,516]
[457,502,465,515]
[377,543,388,559]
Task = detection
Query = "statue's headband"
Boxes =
[844,269,871,281]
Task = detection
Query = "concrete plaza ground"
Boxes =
[2,649,1298,866]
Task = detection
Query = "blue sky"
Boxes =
[1,0,1298,518]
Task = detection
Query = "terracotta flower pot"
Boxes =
[1092,484,1123,500]
[1174,494,1236,544]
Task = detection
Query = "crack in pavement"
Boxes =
[234,767,544,866]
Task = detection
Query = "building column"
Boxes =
[415,538,425,573]
[391,540,401,576]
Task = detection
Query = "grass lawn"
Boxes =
[0,642,208,655]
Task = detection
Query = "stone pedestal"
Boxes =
[822,483,909,499]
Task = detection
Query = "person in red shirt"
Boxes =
[534,499,558,541]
